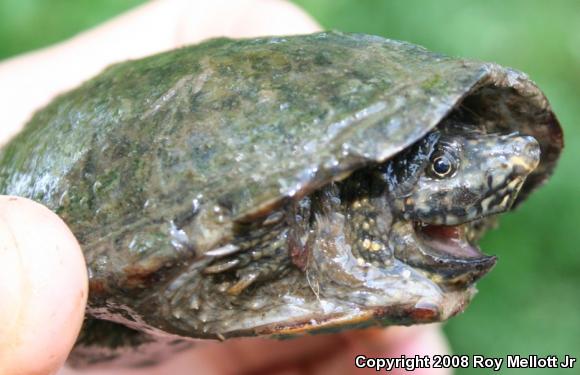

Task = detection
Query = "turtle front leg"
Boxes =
[201,225,293,296]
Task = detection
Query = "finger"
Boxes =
[56,333,343,375]
[187,333,351,374]
[349,325,452,375]
[175,0,322,43]
[0,196,88,375]
[264,326,450,375]
[166,325,450,375]
[57,325,448,375]
[0,0,320,146]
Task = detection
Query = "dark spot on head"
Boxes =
[450,207,467,218]
[453,187,479,206]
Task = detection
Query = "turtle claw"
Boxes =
[203,259,240,274]
[227,272,259,295]
[205,244,241,257]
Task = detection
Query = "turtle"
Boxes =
[0,31,563,367]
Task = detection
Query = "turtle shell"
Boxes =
[0,32,563,344]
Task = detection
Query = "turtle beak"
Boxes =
[410,222,497,286]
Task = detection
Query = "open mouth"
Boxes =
[414,221,486,259]
[409,219,498,285]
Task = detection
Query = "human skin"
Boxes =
[0,1,451,374]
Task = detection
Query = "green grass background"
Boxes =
[1,1,578,373]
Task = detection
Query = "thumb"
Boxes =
[0,196,87,375]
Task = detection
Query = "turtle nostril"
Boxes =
[506,135,540,171]
[524,139,540,158]
[521,136,541,169]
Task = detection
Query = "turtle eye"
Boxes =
[428,154,456,178]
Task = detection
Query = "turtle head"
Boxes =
[390,130,541,225]
[385,126,540,285]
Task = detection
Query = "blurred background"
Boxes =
[1,0,578,373]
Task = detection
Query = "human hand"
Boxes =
[0,1,451,374]
[0,0,321,145]
[0,196,88,375]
